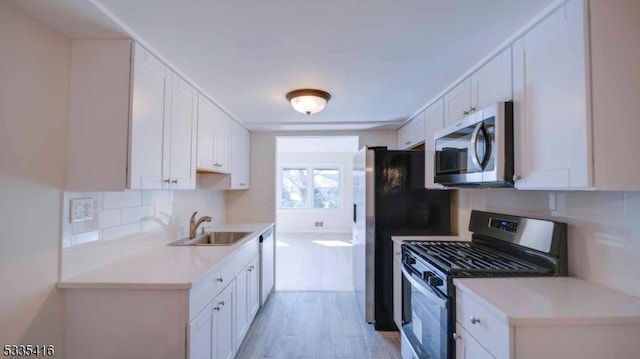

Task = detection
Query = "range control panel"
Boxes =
[489,217,518,233]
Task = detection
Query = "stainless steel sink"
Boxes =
[167,231,252,246]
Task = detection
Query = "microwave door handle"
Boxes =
[470,122,483,169]
[479,124,492,168]
[401,266,447,309]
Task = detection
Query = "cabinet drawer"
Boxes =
[189,258,236,321]
[456,289,511,359]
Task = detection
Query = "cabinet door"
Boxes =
[187,303,213,359]
[471,47,512,110]
[247,256,260,321]
[214,284,234,359]
[444,78,471,126]
[235,264,249,346]
[168,73,197,189]
[230,121,250,189]
[397,123,411,149]
[424,98,445,189]
[455,324,495,359]
[213,107,231,173]
[197,94,216,171]
[129,43,170,189]
[513,0,590,189]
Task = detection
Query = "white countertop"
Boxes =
[391,235,470,244]
[57,222,274,290]
[454,277,640,326]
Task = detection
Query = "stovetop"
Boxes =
[405,241,552,276]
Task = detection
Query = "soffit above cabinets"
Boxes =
[11,0,555,131]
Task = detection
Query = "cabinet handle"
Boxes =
[452,333,462,341]
[250,265,255,269]
[239,183,246,186]
[512,174,521,181]
[171,179,178,184]
[404,141,411,145]
[463,110,469,116]
[470,107,476,112]
[470,316,481,325]
[163,179,171,183]
[218,301,225,306]
[213,306,220,311]
[247,268,253,272]
[216,277,224,282]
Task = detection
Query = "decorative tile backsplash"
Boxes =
[458,189,640,298]
[62,190,174,248]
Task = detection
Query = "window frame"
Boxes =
[278,163,343,211]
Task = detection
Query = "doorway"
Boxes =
[275,136,359,291]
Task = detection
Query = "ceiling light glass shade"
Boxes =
[286,89,331,115]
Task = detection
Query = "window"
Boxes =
[280,165,341,209]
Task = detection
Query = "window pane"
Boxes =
[281,168,307,208]
[313,169,340,209]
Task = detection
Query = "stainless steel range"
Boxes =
[400,210,567,359]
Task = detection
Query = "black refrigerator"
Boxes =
[352,146,451,330]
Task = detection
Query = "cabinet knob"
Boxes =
[213,306,220,311]
[163,179,171,183]
[247,268,252,272]
[216,277,224,282]
[239,183,246,186]
[470,107,476,112]
[405,141,411,145]
[218,301,225,306]
[250,265,255,269]
[470,316,481,325]
[512,174,521,181]
[463,110,469,116]
[452,333,462,341]
[171,179,178,184]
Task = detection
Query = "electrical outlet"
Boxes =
[314,221,324,227]
[70,198,93,223]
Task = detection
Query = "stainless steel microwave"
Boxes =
[433,102,514,187]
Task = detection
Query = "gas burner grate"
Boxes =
[408,241,543,273]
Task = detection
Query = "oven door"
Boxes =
[401,266,449,359]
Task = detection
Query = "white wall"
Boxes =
[457,189,640,298]
[0,0,69,348]
[276,152,354,233]
[225,130,398,224]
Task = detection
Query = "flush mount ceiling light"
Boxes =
[285,89,331,115]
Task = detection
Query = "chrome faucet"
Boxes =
[189,211,212,239]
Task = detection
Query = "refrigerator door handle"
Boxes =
[353,203,357,223]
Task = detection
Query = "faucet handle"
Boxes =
[190,211,198,222]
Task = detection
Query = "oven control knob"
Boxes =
[422,271,435,280]
[428,276,443,287]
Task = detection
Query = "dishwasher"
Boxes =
[259,227,275,305]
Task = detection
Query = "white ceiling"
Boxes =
[12,0,555,131]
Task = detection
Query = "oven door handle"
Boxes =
[401,266,447,309]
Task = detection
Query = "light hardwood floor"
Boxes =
[276,232,353,291]
[236,291,401,359]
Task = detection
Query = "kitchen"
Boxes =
[1,0,640,358]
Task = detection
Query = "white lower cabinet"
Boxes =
[455,323,494,359]
[188,283,234,359]
[235,255,260,346]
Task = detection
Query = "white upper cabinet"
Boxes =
[444,48,512,127]
[66,40,196,190]
[397,111,426,149]
[197,95,231,174]
[470,47,512,111]
[130,44,197,190]
[512,0,590,189]
[213,107,231,173]
[197,94,216,171]
[444,78,472,127]
[424,98,445,189]
[230,120,250,189]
